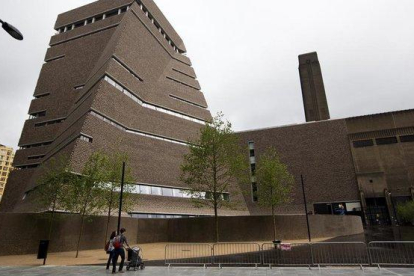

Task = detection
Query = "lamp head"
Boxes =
[1,20,23,40]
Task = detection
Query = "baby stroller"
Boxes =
[126,247,145,271]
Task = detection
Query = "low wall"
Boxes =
[0,213,363,256]
[164,215,363,243]
[0,213,139,256]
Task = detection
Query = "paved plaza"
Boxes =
[0,266,414,276]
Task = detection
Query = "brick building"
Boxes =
[0,0,248,217]
[1,0,413,225]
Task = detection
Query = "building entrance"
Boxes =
[365,197,390,225]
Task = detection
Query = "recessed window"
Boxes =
[252,182,258,202]
[400,135,414,143]
[74,21,84,29]
[151,186,162,195]
[250,164,256,176]
[376,137,398,145]
[105,9,119,19]
[79,135,93,143]
[162,188,173,197]
[34,93,50,99]
[353,139,374,148]
[29,111,46,119]
[74,85,84,90]
[139,185,151,195]
[28,155,45,160]
[95,14,103,21]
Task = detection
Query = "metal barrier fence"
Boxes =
[213,243,261,265]
[165,244,212,265]
[369,241,414,266]
[165,241,414,266]
[262,243,312,266]
[311,242,369,266]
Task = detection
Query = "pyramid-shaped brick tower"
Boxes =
[1,0,249,217]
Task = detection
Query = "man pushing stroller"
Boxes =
[111,228,129,274]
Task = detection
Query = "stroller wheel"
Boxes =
[126,265,130,271]
[140,264,145,270]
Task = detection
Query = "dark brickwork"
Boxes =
[0,0,241,216]
[236,119,359,215]
[299,52,330,122]
[1,1,412,222]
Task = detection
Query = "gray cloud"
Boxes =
[1,0,413,149]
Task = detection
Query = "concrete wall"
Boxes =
[0,213,363,256]
[0,213,139,256]
[165,215,363,243]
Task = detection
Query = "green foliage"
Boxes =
[397,200,414,224]
[33,150,137,257]
[255,147,294,240]
[101,152,136,215]
[180,112,249,241]
[63,151,108,216]
[35,155,76,212]
[256,147,294,209]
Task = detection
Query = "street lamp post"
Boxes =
[301,174,311,242]
[0,19,23,40]
[117,162,126,234]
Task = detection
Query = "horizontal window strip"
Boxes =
[112,56,143,82]
[28,155,46,160]
[400,135,414,143]
[51,24,119,46]
[45,55,65,63]
[19,141,53,149]
[130,9,190,66]
[166,76,200,90]
[348,127,414,140]
[55,5,129,34]
[15,164,40,170]
[90,110,189,146]
[172,68,196,79]
[169,94,207,109]
[34,118,65,127]
[104,75,207,125]
[34,93,50,99]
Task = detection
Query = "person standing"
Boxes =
[112,228,130,274]
[106,231,116,270]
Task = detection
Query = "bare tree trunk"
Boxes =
[104,190,114,246]
[214,201,219,242]
[75,213,85,258]
[48,199,57,240]
[272,205,277,241]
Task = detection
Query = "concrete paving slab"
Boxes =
[0,266,413,276]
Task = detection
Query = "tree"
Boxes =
[64,152,109,258]
[34,155,77,240]
[101,152,135,246]
[397,200,414,225]
[180,112,249,242]
[255,147,294,241]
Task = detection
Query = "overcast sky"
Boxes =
[1,0,413,150]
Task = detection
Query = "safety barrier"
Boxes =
[262,243,312,266]
[165,244,212,265]
[164,241,414,267]
[369,241,414,266]
[213,243,261,265]
[311,242,369,266]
